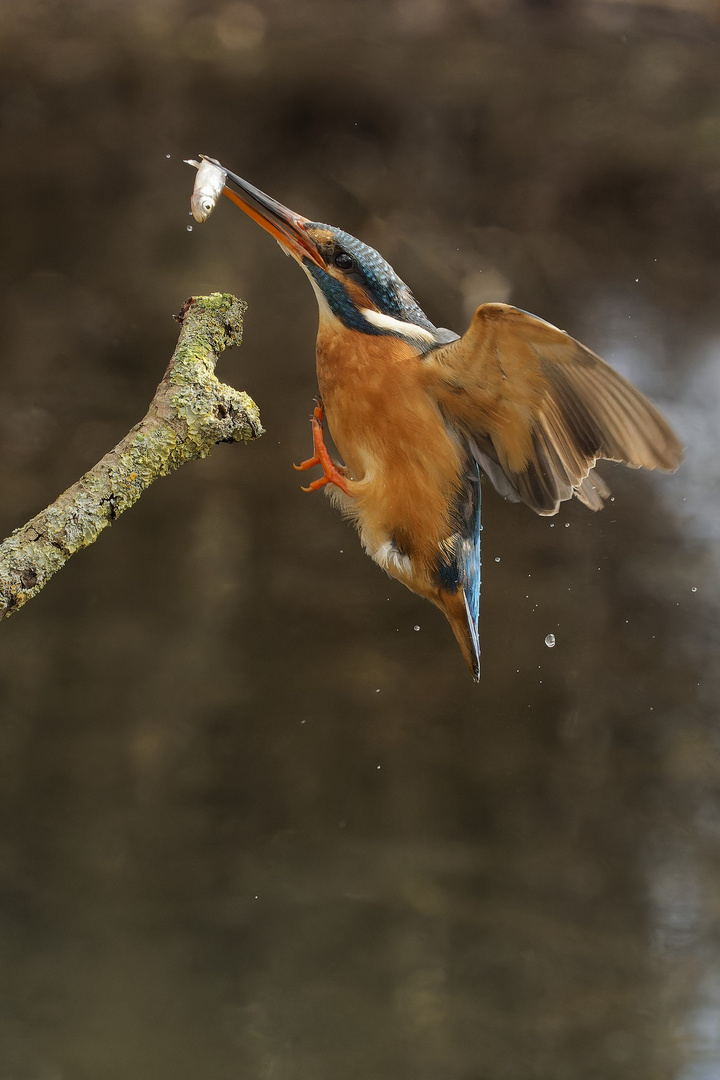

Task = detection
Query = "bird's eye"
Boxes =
[333,251,355,271]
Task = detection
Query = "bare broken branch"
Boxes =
[0,292,262,620]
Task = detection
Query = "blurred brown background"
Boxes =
[0,1,719,1077]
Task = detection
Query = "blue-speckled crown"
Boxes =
[308,223,437,332]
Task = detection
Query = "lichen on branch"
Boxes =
[0,293,262,620]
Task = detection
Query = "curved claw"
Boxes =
[294,404,353,497]
[293,454,320,472]
[301,476,332,493]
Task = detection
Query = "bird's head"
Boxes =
[219,164,452,350]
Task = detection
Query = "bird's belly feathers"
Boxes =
[315,328,464,591]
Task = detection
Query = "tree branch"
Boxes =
[0,293,262,620]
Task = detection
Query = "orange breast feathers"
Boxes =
[314,325,465,575]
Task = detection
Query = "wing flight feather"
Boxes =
[424,303,682,515]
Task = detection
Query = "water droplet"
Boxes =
[564,522,570,528]
[544,633,556,648]
[413,625,420,631]
[494,556,501,563]
[549,523,555,528]
[376,765,381,770]
[691,586,697,593]
[186,225,193,232]
[166,154,171,159]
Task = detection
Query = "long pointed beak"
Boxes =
[205,158,326,269]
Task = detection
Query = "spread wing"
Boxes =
[423,303,683,516]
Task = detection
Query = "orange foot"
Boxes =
[293,404,353,497]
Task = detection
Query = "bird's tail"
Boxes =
[438,589,480,682]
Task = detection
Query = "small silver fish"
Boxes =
[184,156,228,223]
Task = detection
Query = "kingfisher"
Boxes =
[197,159,683,680]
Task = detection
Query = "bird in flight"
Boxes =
[187,157,683,680]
